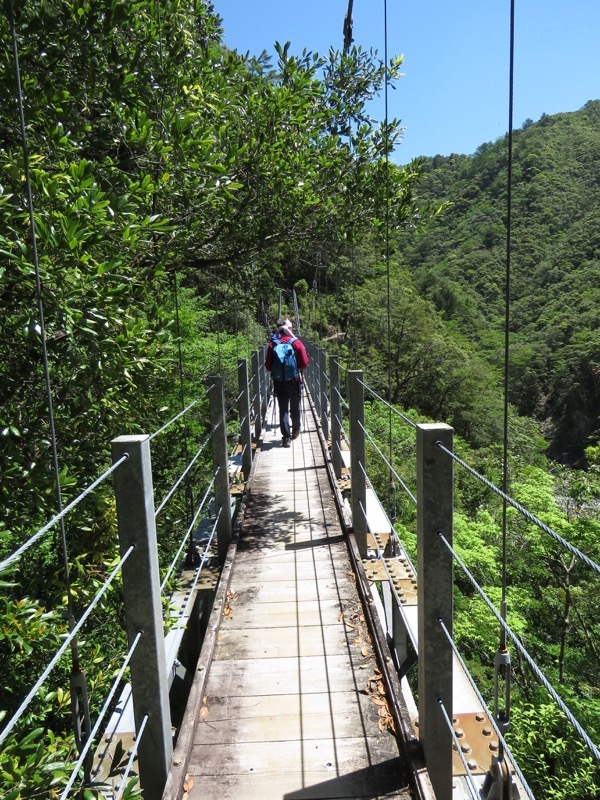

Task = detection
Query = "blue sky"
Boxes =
[214,0,600,164]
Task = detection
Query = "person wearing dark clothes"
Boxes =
[265,317,309,447]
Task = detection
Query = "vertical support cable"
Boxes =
[7,0,91,754]
[383,0,395,520]
[350,237,357,368]
[214,267,222,374]
[497,0,516,739]
[258,343,268,418]
[172,272,194,540]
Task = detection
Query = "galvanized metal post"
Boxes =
[259,343,268,419]
[307,342,316,401]
[111,435,172,800]
[251,350,262,442]
[208,376,233,564]
[330,355,342,479]
[313,344,322,420]
[416,423,454,800]
[348,370,367,558]
[238,359,252,480]
[319,347,329,441]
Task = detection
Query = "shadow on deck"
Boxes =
[162,398,433,800]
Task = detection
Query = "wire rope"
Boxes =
[438,533,600,763]
[154,432,214,518]
[500,0,516,669]
[172,271,194,529]
[333,385,349,410]
[160,474,217,593]
[169,507,222,634]
[226,389,244,419]
[0,455,129,573]
[437,619,536,800]
[214,267,222,373]
[113,713,149,800]
[148,399,200,441]
[382,0,395,524]
[358,420,417,505]
[358,379,417,429]
[59,630,144,800]
[7,0,93,743]
[436,443,600,575]
[0,545,135,747]
[437,698,481,799]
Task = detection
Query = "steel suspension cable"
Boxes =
[500,0,516,676]
[358,420,417,505]
[437,619,535,800]
[358,378,417,429]
[439,533,600,763]
[214,267,222,373]
[0,455,128,573]
[383,0,395,523]
[154,432,214,518]
[59,630,144,800]
[8,0,91,747]
[148,398,200,441]
[437,442,600,574]
[114,713,149,800]
[0,545,135,747]
[160,473,217,593]
[173,271,194,531]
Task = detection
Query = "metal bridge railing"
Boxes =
[0,347,271,800]
[303,339,599,800]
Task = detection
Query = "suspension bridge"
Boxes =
[3,341,599,800]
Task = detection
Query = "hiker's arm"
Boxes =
[294,340,309,371]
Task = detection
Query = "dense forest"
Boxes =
[398,100,600,464]
[0,1,599,798]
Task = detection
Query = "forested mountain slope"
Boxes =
[398,100,600,463]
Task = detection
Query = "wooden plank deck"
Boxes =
[170,397,414,800]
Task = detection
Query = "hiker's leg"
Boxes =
[275,383,291,439]
[289,381,301,436]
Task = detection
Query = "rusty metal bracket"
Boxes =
[481,752,520,799]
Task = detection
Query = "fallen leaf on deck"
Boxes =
[199,696,209,721]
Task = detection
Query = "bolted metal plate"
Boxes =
[361,551,418,606]
[413,711,501,775]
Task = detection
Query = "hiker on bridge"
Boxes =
[265,317,309,447]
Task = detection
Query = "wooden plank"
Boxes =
[185,764,411,800]
[214,624,352,660]
[204,654,359,696]
[220,598,346,629]
[191,737,403,776]
[193,691,382,744]
[166,399,419,800]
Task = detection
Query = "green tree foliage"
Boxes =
[0,0,427,794]
[398,101,600,462]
